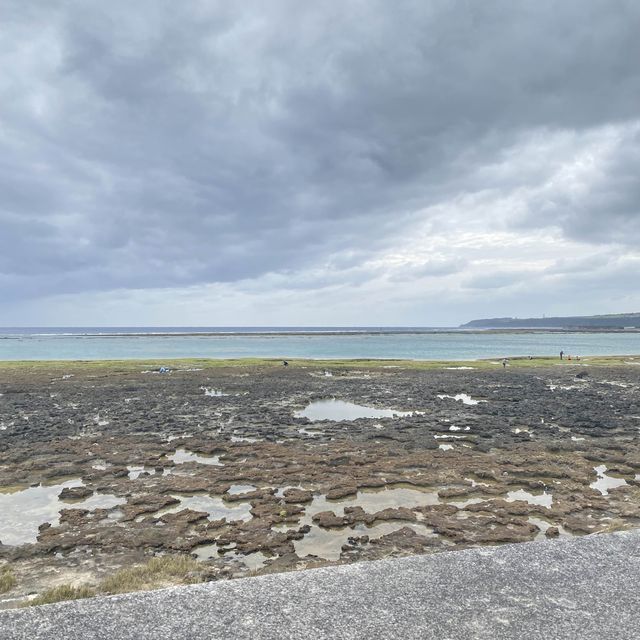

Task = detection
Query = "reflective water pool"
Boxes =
[226,484,257,496]
[293,521,438,561]
[506,489,553,508]
[282,485,442,560]
[300,486,441,521]
[437,393,486,405]
[0,479,125,545]
[151,493,253,522]
[590,465,628,496]
[295,399,417,421]
[168,448,224,466]
[192,543,268,570]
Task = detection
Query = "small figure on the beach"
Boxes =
[159,366,169,374]
[502,358,507,368]
[283,360,289,367]
[560,350,564,360]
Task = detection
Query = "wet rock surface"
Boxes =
[0,361,639,606]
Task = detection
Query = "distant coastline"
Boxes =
[461,312,640,330]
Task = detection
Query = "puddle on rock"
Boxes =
[437,394,486,406]
[230,435,259,443]
[506,489,553,508]
[192,542,223,560]
[192,541,237,559]
[464,477,490,488]
[590,465,628,496]
[166,434,193,442]
[127,466,157,479]
[0,484,31,495]
[200,387,229,397]
[226,484,257,496]
[548,384,584,391]
[294,521,438,561]
[280,485,443,559]
[101,508,125,522]
[600,381,631,388]
[0,479,125,545]
[304,486,441,520]
[60,491,126,511]
[298,427,325,437]
[449,496,493,509]
[150,493,252,522]
[168,448,224,466]
[272,522,296,532]
[241,550,269,571]
[275,485,306,498]
[192,543,268,570]
[0,479,83,545]
[288,483,441,552]
[295,399,417,421]
[528,517,570,540]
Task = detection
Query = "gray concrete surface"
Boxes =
[1,530,639,640]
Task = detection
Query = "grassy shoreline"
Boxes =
[0,354,637,373]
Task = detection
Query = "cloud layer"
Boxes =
[1,1,639,324]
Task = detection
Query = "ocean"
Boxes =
[0,327,638,361]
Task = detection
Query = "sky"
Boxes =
[1,1,639,327]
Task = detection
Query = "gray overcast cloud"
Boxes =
[1,0,639,325]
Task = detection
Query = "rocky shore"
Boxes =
[1,358,639,607]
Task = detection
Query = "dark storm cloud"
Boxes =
[1,0,639,301]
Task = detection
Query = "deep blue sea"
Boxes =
[0,327,638,361]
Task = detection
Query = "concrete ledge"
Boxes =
[2,530,639,639]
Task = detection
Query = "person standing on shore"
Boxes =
[560,350,564,360]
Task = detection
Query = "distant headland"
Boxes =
[461,312,640,330]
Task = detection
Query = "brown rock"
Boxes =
[438,486,479,499]
[160,509,209,525]
[282,488,313,504]
[58,508,91,525]
[326,485,358,500]
[312,511,345,528]
[371,507,416,522]
[59,486,93,500]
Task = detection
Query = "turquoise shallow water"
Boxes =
[0,328,638,361]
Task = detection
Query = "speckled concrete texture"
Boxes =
[2,530,639,639]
